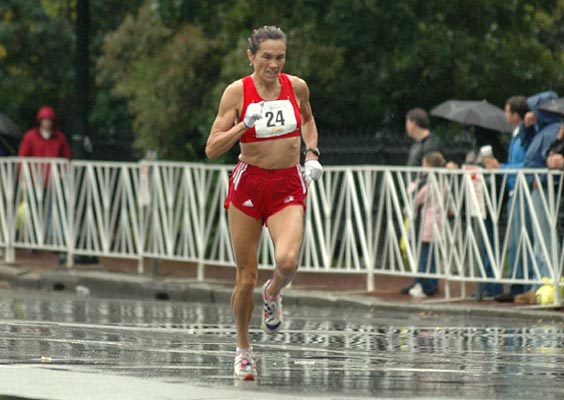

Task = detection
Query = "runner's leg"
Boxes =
[228,205,263,349]
[266,205,305,296]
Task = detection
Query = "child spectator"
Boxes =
[409,152,447,298]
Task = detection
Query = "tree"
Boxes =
[97,4,219,160]
[5,0,564,162]
[0,0,74,132]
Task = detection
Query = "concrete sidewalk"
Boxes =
[0,250,562,321]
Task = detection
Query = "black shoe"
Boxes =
[494,292,515,303]
[400,285,414,295]
[74,255,91,264]
[84,256,99,265]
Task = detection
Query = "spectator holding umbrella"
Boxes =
[514,91,563,305]
[542,98,564,169]
[483,96,535,302]
[0,111,21,156]
[0,137,12,156]
[431,99,514,298]
[546,124,564,168]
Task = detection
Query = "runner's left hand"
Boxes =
[304,159,323,185]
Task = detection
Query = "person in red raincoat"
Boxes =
[19,106,71,159]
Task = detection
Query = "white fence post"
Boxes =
[3,160,15,263]
[66,159,74,268]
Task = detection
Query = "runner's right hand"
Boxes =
[243,102,264,128]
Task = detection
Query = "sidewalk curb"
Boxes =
[1,265,562,321]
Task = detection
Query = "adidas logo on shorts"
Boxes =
[284,195,295,204]
[243,199,254,207]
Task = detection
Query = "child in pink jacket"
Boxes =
[409,152,447,298]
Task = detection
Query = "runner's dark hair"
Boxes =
[248,26,287,54]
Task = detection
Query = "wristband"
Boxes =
[305,147,320,157]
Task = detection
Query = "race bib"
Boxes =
[254,100,297,138]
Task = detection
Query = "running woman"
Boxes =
[206,26,323,380]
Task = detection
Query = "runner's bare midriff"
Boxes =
[239,136,301,169]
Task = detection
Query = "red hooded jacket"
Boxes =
[18,106,71,159]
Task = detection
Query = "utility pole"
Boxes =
[73,0,90,159]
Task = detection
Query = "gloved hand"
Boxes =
[304,159,323,185]
[243,101,264,128]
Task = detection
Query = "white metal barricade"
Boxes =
[1,158,562,306]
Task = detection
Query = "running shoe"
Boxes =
[261,279,283,334]
[408,283,427,299]
[400,284,414,295]
[234,348,257,381]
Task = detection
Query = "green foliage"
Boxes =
[97,5,218,159]
[0,0,74,130]
[3,0,564,161]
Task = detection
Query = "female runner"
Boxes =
[206,26,323,380]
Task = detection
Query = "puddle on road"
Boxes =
[0,291,562,399]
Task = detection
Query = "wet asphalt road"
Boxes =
[0,290,563,400]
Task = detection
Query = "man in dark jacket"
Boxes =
[401,108,443,296]
[405,108,443,166]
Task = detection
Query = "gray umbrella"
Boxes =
[0,112,20,138]
[538,97,564,118]
[431,100,512,133]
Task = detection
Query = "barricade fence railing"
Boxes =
[2,158,563,306]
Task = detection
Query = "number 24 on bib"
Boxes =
[254,100,297,139]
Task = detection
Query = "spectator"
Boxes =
[407,151,447,299]
[467,126,508,165]
[19,106,71,159]
[18,106,97,265]
[401,109,445,295]
[460,127,503,299]
[545,124,564,169]
[405,108,443,166]
[0,136,14,156]
[484,96,534,302]
[514,91,563,305]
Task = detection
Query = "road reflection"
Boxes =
[0,292,562,399]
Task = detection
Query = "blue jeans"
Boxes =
[414,242,438,295]
[506,193,534,295]
[531,188,559,285]
[474,217,503,297]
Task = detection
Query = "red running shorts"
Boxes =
[224,161,307,222]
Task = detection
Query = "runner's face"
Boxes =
[248,39,286,84]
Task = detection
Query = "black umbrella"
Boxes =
[0,112,20,139]
[538,97,564,118]
[431,100,513,133]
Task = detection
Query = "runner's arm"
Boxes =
[293,78,319,161]
[205,82,246,160]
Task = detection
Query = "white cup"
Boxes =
[479,145,493,158]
